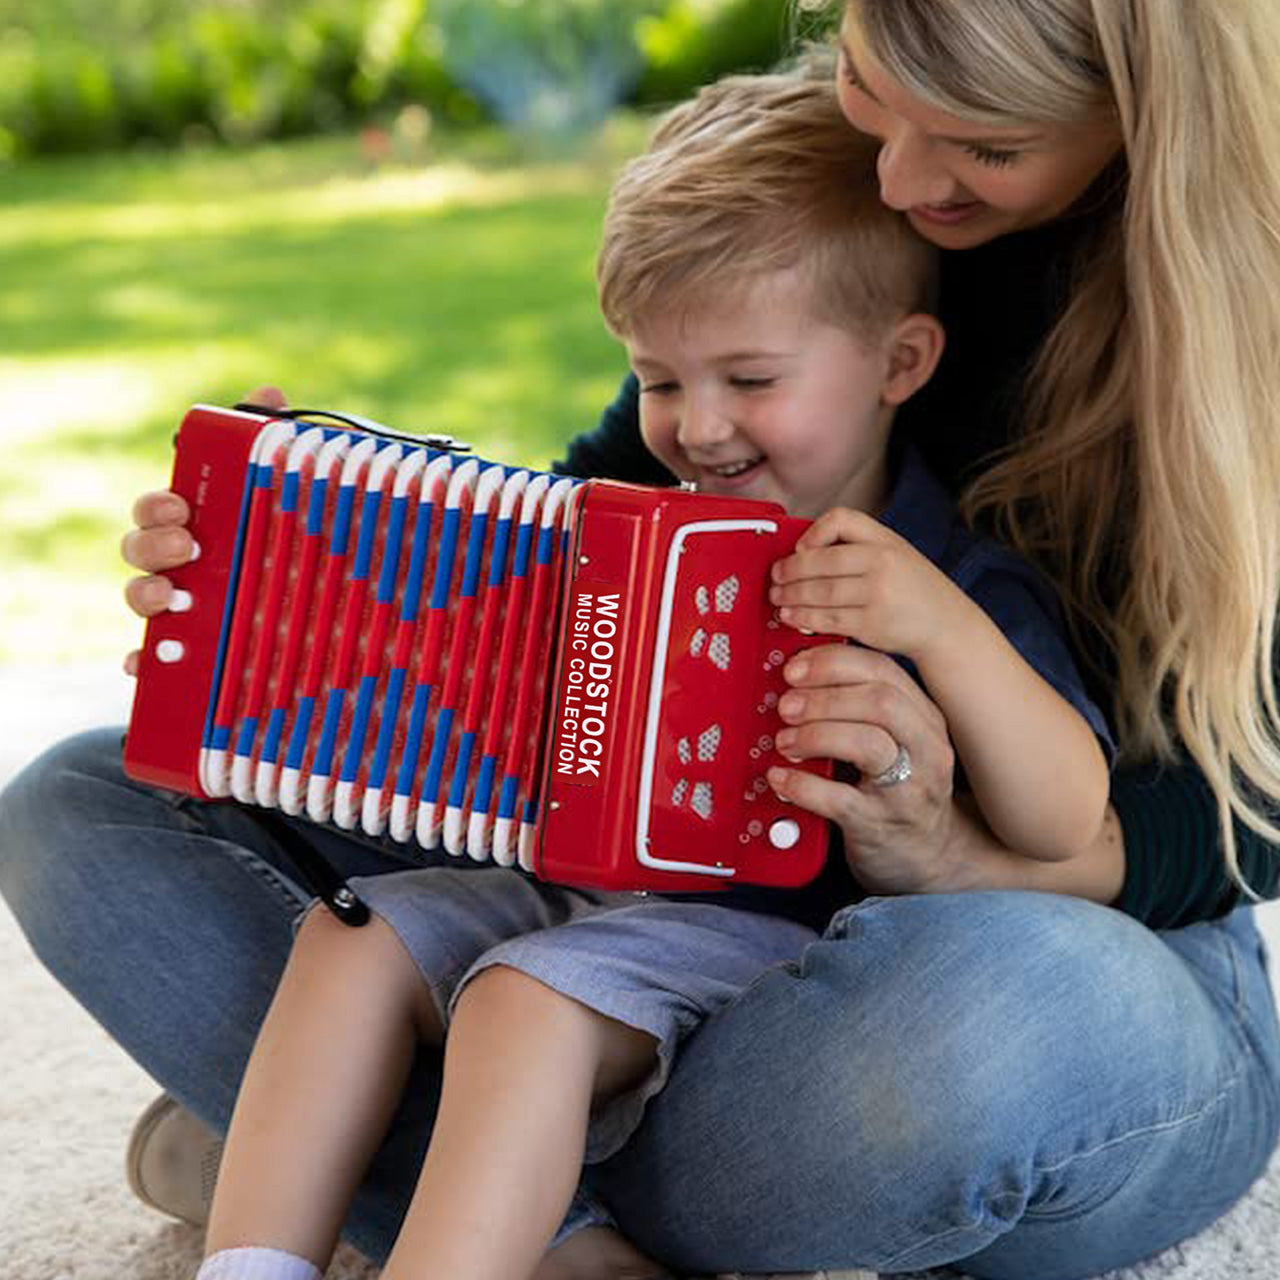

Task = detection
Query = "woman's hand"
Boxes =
[120,385,288,675]
[767,641,965,896]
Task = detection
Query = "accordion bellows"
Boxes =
[125,406,832,892]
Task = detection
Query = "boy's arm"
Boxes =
[771,508,1110,863]
[912,593,1109,861]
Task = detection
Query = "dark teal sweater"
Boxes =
[557,214,1279,930]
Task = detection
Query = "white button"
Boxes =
[169,589,194,613]
[768,818,801,850]
[156,639,185,663]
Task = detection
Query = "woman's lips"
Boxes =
[910,200,985,226]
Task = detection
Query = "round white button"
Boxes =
[768,818,801,850]
[169,589,194,613]
[156,639,185,663]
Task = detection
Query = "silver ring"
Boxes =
[871,745,912,787]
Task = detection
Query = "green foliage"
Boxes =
[634,0,794,106]
[0,0,800,162]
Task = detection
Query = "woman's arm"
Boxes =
[771,507,1109,863]
[1110,754,1280,927]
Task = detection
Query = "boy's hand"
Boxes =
[121,385,288,675]
[769,507,971,665]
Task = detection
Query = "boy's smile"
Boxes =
[626,270,898,521]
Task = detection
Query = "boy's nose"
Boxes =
[876,130,957,210]
[676,398,734,452]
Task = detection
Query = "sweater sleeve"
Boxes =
[1110,753,1280,928]
[553,372,675,484]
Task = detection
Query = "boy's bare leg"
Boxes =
[382,964,659,1280]
[205,908,442,1269]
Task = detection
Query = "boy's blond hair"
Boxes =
[597,54,936,342]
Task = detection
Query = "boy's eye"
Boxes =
[729,376,775,390]
[639,380,678,396]
[964,142,1021,168]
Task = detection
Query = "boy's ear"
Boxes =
[881,313,945,406]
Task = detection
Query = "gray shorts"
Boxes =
[345,865,818,1162]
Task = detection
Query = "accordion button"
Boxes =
[156,639,185,664]
[169,589,194,613]
[768,818,801,850]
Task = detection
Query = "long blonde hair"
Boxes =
[844,0,1280,884]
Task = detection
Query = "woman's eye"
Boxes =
[838,49,863,93]
[640,381,678,396]
[964,142,1021,168]
[729,376,775,390]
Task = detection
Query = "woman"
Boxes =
[3,2,1280,1277]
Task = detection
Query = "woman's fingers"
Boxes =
[124,650,141,677]
[767,762,878,827]
[782,643,947,737]
[775,713,899,776]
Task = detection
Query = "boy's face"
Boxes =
[627,270,895,520]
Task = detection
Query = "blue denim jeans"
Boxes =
[2,727,1278,1280]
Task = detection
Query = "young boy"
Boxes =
[193,62,1111,1280]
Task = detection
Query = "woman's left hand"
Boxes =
[769,641,963,895]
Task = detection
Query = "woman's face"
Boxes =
[836,11,1122,248]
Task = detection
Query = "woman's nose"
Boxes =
[876,129,955,209]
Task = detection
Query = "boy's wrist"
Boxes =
[911,586,988,688]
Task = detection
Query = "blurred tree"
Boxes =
[433,0,664,136]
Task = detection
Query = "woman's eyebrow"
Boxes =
[839,39,885,105]
[838,37,1045,147]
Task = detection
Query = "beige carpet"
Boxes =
[3,659,1280,1279]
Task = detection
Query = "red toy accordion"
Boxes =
[124,405,833,893]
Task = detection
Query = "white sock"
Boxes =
[195,1246,323,1280]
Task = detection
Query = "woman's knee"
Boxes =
[0,727,128,936]
[797,893,1173,1157]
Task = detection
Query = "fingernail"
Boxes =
[188,539,201,562]
[769,585,781,605]
[778,693,804,719]
[786,657,808,682]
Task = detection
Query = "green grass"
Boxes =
[0,123,647,664]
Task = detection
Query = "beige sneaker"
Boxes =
[125,1093,224,1226]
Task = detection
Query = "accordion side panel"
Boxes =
[125,407,282,796]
